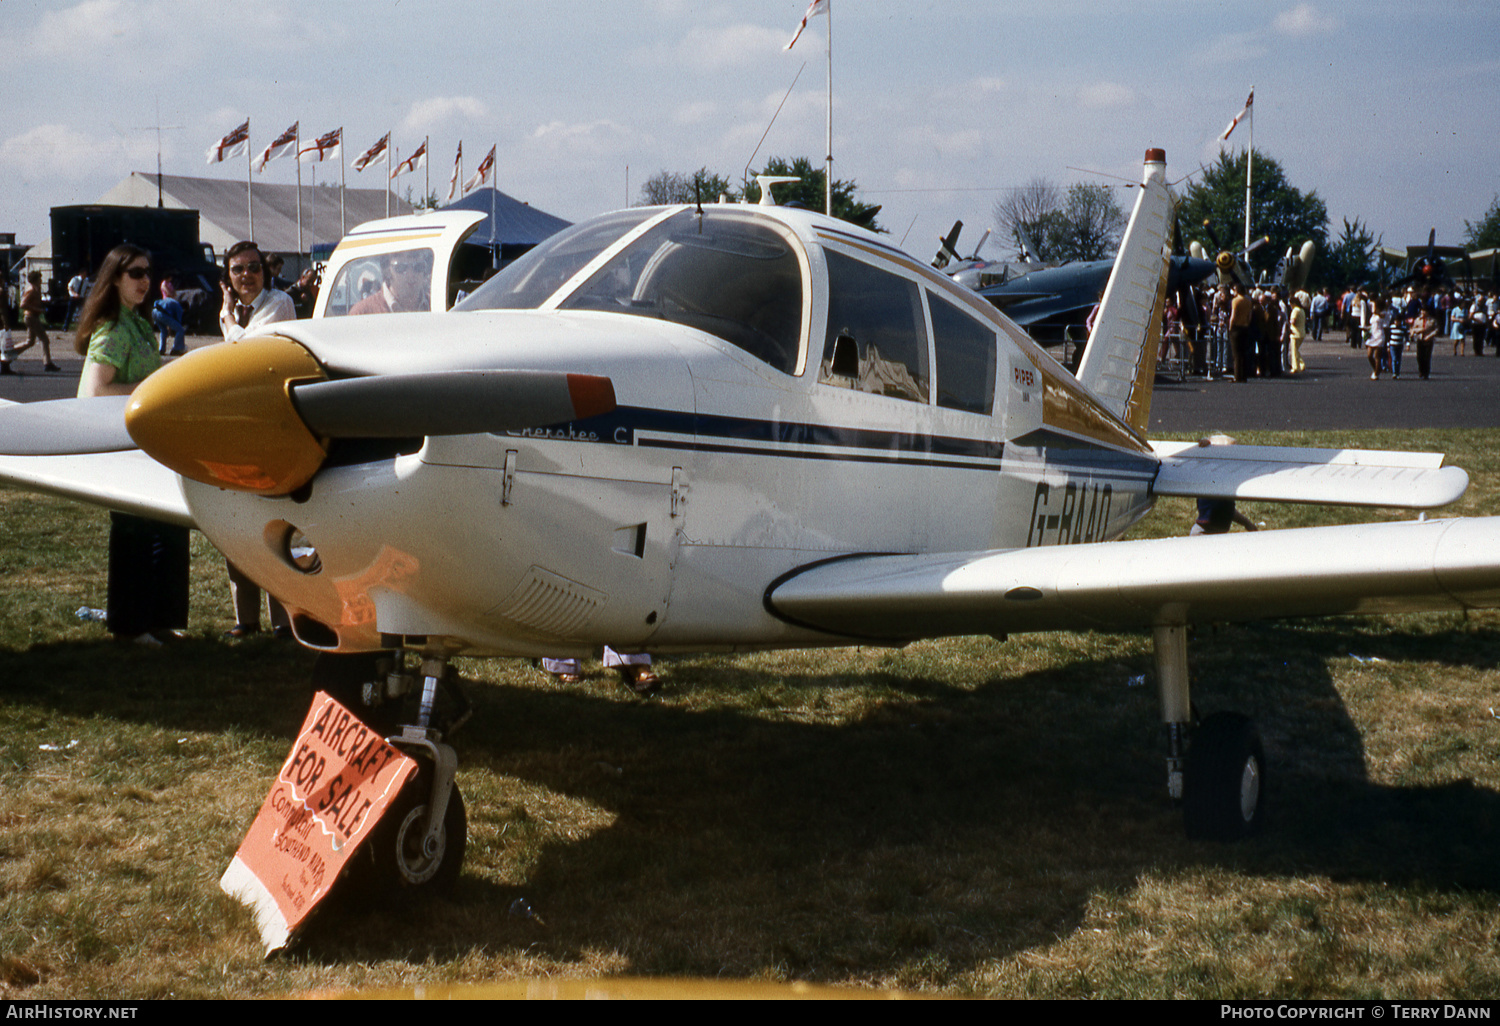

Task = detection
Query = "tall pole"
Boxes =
[246,119,254,240]
[824,0,833,217]
[339,128,347,239]
[1243,85,1254,255]
[295,124,304,255]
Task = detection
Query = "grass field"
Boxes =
[3,429,1500,999]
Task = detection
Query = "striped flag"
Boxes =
[1220,88,1253,141]
[390,139,428,180]
[784,0,828,51]
[446,142,462,201]
[352,132,390,172]
[463,145,495,194]
[255,122,298,173]
[205,119,249,164]
[299,127,342,163]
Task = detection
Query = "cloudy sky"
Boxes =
[4,0,1496,261]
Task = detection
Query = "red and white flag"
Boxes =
[446,142,463,201]
[463,145,495,194]
[255,122,299,173]
[1219,88,1253,141]
[785,0,828,51]
[390,139,428,179]
[352,132,390,172]
[299,127,342,163]
[205,119,250,165]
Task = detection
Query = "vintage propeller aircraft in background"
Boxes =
[2,149,1498,916]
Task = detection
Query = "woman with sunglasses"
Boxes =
[74,245,161,397]
[73,244,190,646]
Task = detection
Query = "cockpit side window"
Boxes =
[558,210,805,375]
[928,290,997,415]
[819,250,930,403]
[323,247,435,318]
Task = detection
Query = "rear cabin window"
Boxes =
[819,250,930,403]
[928,290,997,415]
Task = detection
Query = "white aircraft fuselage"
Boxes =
[185,205,1158,660]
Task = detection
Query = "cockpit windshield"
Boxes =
[457,207,807,376]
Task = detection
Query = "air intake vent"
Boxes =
[492,567,606,640]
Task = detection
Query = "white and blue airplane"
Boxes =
[0,149,1494,895]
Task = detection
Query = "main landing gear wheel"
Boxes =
[352,766,467,896]
[1182,711,1265,841]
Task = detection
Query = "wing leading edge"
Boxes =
[767,517,1500,641]
[0,449,193,528]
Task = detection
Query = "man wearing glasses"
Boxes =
[217,240,296,639]
[219,240,296,342]
[350,249,433,315]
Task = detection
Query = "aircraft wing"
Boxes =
[1150,441,1468,509]
[766,517,1500,641]
[0,447,193,527]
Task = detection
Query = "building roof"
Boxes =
[95,172,415,257]
[439,187,571,249]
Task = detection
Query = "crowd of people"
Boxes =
[1164,281,1500,383]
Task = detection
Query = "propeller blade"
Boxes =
[289,371,617,439]
[0,396,135,455]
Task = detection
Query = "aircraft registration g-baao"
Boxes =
[1,148,1497,905]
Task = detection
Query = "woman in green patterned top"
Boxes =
[74,244,160,398]
[71,244,189,645]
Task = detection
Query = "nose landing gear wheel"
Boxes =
[352,767,467,896]
[1182,711,1265,841]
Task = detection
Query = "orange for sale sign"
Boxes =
[220,691,417,953]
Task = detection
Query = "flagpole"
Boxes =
[246,119,254,240]
[339,128,347,239]
[387,139,395,218]
[295,124,304,256]
[1244,84,1254,254]
[424,135,430,208]
[491,141,498,268]
[825,0,833,217]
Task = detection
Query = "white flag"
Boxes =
[255,122,298,173]
[785,0,828,51]
[463,145,495,194]
[390,139,428,180]
[1220,88,1253,141]
[352,132,390,172]
[446,142,463,201]
[299,128,342,163]
[206,120,250,164]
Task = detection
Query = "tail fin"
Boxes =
[1074,149,1175,434]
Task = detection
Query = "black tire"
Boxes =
[1183,711,1265,841]
[348,767,467,898]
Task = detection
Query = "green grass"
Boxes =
[4,429,1500,998]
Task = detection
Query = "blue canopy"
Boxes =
[439,187,571,249]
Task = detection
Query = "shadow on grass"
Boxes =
[4,619,1500,982]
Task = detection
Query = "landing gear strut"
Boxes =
[1153,623,1265,840]
[327,650,472,896]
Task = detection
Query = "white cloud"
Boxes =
[0,123,152,182]
[401,97,490,136]
[1273,4,1342,37]
[30,0,137,56]
[638,22,789,73]
[1078,82,1136,108]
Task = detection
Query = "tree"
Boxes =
[1046,183,1127,263]
[638,167,740,206]
[992,177,1061,258]
[741,156,883,232]
[1465,195,1500,250]
[1321,217,1381,292]
[1178,149,1328,281]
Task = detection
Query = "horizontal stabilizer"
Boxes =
[1151,441,1467,509]
[768,516,1500,641]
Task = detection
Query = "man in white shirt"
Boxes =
[219,240,296,341]
[217,240,297,638]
